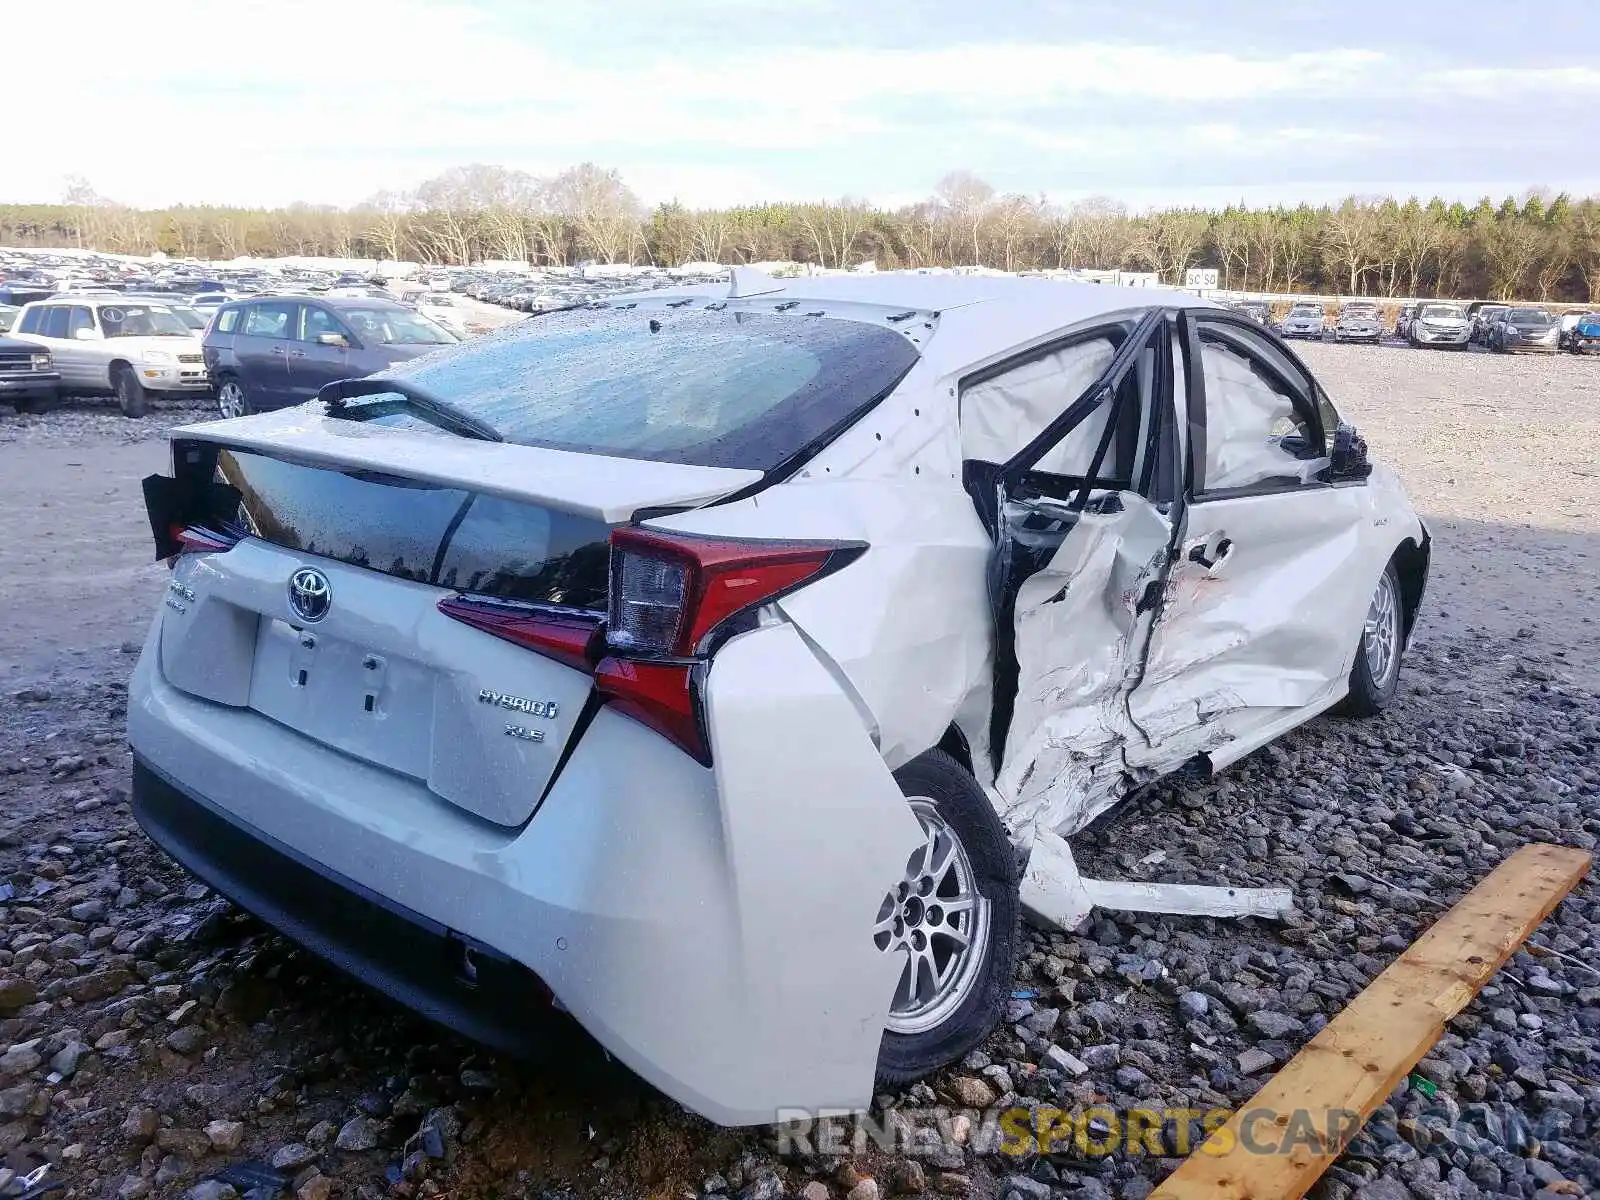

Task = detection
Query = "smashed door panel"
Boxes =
[991,491,1172,842]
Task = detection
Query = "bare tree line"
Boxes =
[5,168,1599,302]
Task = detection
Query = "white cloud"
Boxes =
[5,0,1597,208]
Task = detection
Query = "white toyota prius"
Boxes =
[129,272,1428,1125]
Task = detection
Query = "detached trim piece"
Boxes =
[1150,843,1592,1200]
[1020,831,1294,930]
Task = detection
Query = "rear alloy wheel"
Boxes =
[874,749,1019,1085]
[114,366,149,418]
[1340,562,1404,717]
[216,378,253,419]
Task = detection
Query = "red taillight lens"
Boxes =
[593,658,708,764]
[436,597,602,674]
[172,524,235,554]
[439,530,864,768]
[606,528,863,657]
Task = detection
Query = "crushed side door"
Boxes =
[1127,310,1382,767]
[976,312,1185,844]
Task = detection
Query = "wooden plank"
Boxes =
[1150,842,1591,1200]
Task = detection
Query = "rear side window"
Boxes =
[217,450,611,607]
[215,307,241,334]
[379,306,921,471]
[17,308,41,335]
[243,302,296,338]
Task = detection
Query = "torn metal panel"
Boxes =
[1128,483,1406,766]
[992,491,1172,842]
[1020,829,1294,932]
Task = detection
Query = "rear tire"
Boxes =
[216,377,254,419]
[114,367,148,418]
[1339,561,1405,717]
[874,749,1020,1087]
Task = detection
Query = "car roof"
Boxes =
[611,273,1220,371]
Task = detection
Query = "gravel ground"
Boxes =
[0,343,1593,1200]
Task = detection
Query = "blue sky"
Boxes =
[12,0,1599,211]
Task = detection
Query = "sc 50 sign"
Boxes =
[1185,268,1220,290]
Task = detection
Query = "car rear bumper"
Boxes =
[132,755,567,1054]
[127,614,919,1125]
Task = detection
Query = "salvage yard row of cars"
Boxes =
[1238,296,1600,352]
[0,249,731,414]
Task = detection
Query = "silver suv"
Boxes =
[10,296,210,415]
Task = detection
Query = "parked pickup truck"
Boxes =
[0,335,59,412]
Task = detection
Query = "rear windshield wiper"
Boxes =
[319,377,503,443]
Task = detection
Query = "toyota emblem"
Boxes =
[287,567,332,623]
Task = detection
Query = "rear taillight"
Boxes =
[435,597,602,674]
[595,529,864,764]
[438,528,863,767]
[605,528,862,658]
[172,524,236,555]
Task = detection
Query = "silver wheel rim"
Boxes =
[876,797,990,1035]
[1363,571,1401,690]
[218,382,245,419]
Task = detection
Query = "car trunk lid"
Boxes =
[147,418,758,825]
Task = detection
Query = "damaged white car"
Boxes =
[128,273,1428,1126]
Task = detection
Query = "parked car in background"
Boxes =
[1408,303,1471,349]
[0,334,59,412]
[1232,299,1270,325]
[1568,312,1600,354]
[1394,304,1416,341]
[1333,302,1383,344]
[131,275,1428,1128]
[1489,307,1559,353]
[1470,305,1507,345]
[0,285,53,307]
[415,292,469,335]
[203,296,459,418]
[189,293,233,319]
[1556,311,1585,351]
[1278,302,1327,339]
[9,296,209,415]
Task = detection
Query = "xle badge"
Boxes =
[478,689,559,719]
[504,724,544,742]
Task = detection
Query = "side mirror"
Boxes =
[73,327,101,341]
[1323,423,1373,483]
[316,332,349,348]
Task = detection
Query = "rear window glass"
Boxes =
[218,450,610,608]
[373,305,921,471]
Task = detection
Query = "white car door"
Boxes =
[63,305,105,389]
[1126,310,1384,768]
[963,311,1185,842]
